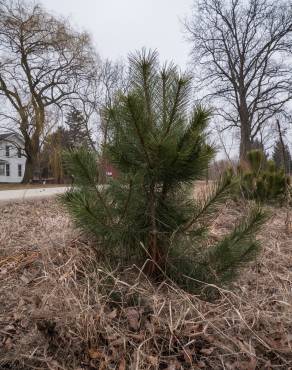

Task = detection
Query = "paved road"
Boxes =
[0,186,68,204]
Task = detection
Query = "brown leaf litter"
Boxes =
[0,199,291,369]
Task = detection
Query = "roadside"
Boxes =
[0,186,67,203]
[0,183,68,191]
[0,181,208,204]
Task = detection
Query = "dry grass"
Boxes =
[0,199,291,369]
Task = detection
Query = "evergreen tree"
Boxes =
[272,140,292,174]
[238,149,290,202]
[40,110,92,181]
[61,50,266,291]
[65,108,91,149]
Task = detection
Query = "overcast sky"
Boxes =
[41,0,194,69]
[39,0,241,159]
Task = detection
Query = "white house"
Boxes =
[0,133,26,183]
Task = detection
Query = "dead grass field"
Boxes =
[0,199,291,369]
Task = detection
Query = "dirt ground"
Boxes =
[0,199,291,369]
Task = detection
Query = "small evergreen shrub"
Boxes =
[238,149,290,202]
[61,50,267,292]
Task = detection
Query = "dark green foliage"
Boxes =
[272,140,292,174]
[202,206,265,282]
[65,108,92,149]
[167,205,267,293]
[239,149,290,202]
[61,50,266,292]
[40,109,92,181]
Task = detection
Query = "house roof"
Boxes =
[0,132,24,143]
[0,133,13,140]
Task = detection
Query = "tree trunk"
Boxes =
[240,124,252,161]
[145,183,165,276]
[239,97,252,161]
[22,157,35,183]
[22,125,41,183]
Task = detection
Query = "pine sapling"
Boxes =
[62,49,267,291]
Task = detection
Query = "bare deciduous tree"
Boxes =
[0,0,98,182]
[70,75,102,153]
[99,59,128,148]
[186,0,292,160]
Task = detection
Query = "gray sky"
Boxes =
[40,0,237,159]
[38,0,242,159]
[41,0,193,69]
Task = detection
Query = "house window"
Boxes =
[6,164,10,176]
[17,148,22,158]
[5,145,10,157]
[18,164,22,177]
[0,164,5,176]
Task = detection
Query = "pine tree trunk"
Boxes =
[145,183,164,276]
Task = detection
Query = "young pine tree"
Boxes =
[238,149,290,202]
[62,50,266,291]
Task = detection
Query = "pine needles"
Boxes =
[61,50,267,293]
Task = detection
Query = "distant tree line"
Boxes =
[0,0,123,183]
[1,0,292,183]
[185,0,292,162]
[40,108,92,182]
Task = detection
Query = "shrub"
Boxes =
[61,50,267,291]
[238,149,290,202]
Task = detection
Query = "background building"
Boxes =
[0,133,26,183]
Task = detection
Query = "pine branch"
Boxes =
[118,179,133,224]
[165,75,191,136]
[205,205,268,283]
[182,173,234,232]
[63,149,114,223]
[126,94,153,168]
[63,148,98,187]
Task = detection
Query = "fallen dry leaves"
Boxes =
[0,199,291,369]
